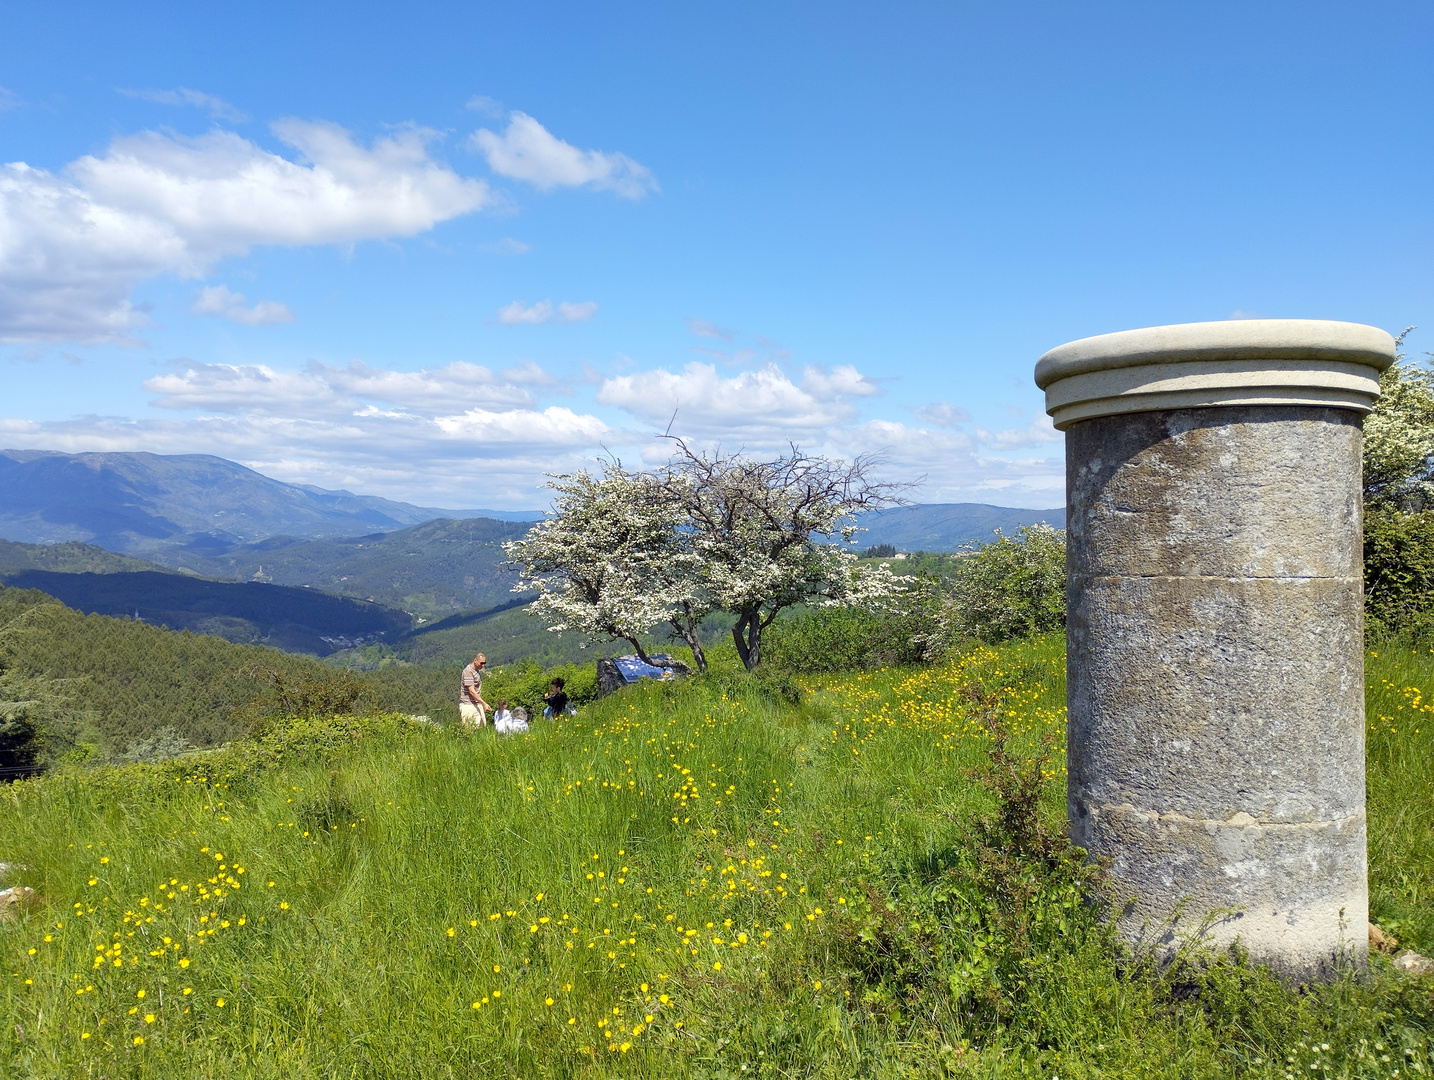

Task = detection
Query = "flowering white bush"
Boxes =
[503,464,711,667]
[949,524,1066,642]
[505,445,906,671]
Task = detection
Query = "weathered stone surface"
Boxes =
[1065,407,1368,975]
[1068,572,1364,823]
[1067,408,1363,581]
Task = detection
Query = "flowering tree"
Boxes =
[503,464,714,670]
[504,445,906,672]
[658,439,906,670]
[1365,331,1434,511]
[948,523,1067,642]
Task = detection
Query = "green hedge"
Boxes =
[1365,508,1434,641]
[764,607,933,673]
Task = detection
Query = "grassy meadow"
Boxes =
[1,633,1431,1078]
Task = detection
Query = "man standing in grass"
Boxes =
[460,653,490,728]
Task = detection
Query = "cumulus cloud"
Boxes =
[597,361,881,435]
[817,418,1064,507]
[5,356,616,505]
[191,284,294,326]
[472,112,658,198]
[975,413,1062,450]
[801,364,882,399]
[1,349,1064,508]
[495,299,598,326]
[118,87,249,123]
[0,122,492,343]
[912,401,971,427]
[72,122,490,253]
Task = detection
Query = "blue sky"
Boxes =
[1,1,1430,509]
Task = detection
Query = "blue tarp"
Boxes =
[612,656,678,683]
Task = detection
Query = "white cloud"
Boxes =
[433,405,609,444]
[0,411,609,508]
[478,236,530,254]
[0,122,492,343]
[465,95,506,118]
[144,358,545,414]
[686,317,735,341]
[0,356,615,505]
[73,122,491,253]
[818,418,1065,507]
[472,112,658,198]
[975,414,1062,449]
[500,359,559,386]
[801,364,882,399]
[0,162,185,342]
[495,299,598,326]
[597,361,875,434]
[118,87,249,123]
[0,350,1064,509]
[191,284,294,326]
[912,401,971,427]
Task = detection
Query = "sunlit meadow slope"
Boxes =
[1,635,1431,1078]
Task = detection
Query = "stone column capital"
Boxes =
[1035,319,1396,431]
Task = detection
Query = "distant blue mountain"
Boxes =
[0,450,543,555]
[851,502,1065,553]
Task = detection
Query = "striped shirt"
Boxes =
[460,662,482,707]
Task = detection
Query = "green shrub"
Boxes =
[950,523,1066,642]
[480,657,599,716]
[764,606,935,673]
[1365,507,1434,641]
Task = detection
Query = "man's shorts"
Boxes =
[459,702,487,728]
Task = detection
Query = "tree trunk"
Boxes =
[623,636,657,665]
[732,608,762,670]
[669,612,708,673]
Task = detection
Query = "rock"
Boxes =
[0,885,38,922]
[1393,950,1434,976]
[1370,922,1399,954]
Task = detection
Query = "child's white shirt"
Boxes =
[494,709,528,735]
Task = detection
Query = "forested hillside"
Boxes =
[0,539,159,576]
[2,571,412,655]
[153,516,531,619]
[0,587,455,764]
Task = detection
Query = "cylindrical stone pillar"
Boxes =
[1035,319,1396,978]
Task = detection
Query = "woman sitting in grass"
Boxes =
[493,700,529,735]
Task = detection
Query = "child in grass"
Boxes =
[543,678,570,721]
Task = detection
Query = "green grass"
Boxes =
[1366,643,1434,956]
[0,634,1430,1077]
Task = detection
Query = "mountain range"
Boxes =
[0,449,1066,661]
[852,502,1064,551]
[0,449,542,557]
